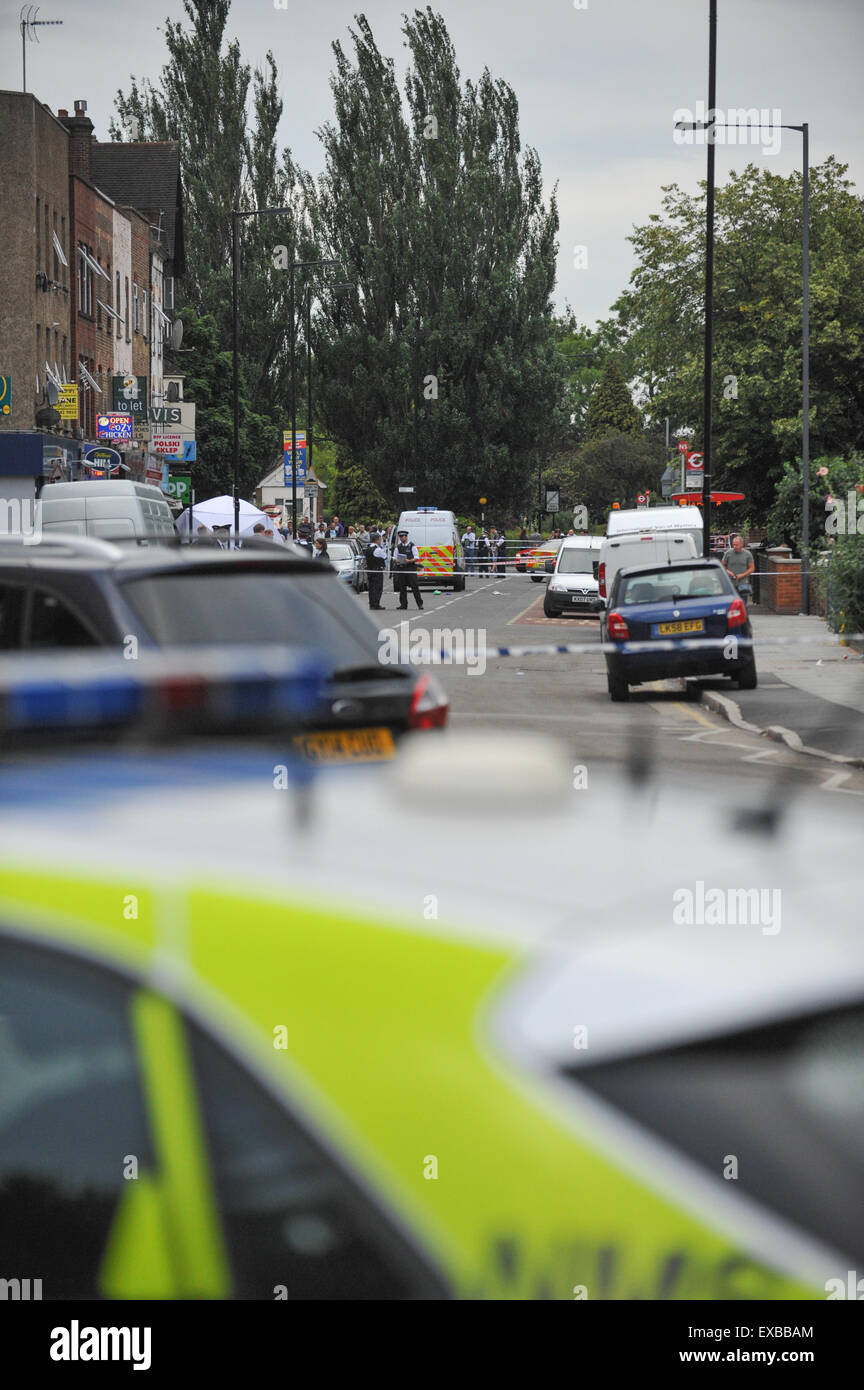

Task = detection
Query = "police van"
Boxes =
[391,509,465,591]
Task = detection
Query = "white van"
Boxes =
[606,505,704,552]
[391,509,465,591]
[38,481,177,542]
[544,536,604,617]
[598,530,699,606]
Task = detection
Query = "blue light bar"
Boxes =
[0,647,326,735]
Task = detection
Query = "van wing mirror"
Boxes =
[544,559,555,573]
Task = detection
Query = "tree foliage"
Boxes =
[326,462,390,523]
[304,8,565,515]
[612,159,864,518]
[559,432,665,524]
[112,0,304,495]
[585,359,643,439]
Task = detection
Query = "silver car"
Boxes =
[325,539,365,591]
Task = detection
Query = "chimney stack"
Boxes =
[59,99,94,182]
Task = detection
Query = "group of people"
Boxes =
[460,526,508,574]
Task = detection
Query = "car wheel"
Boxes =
[543,599,559,618]
[736,659,758,690]
[607,672,629,702]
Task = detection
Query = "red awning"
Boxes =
[670,491,745,505]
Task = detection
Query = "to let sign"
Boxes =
[57,384,78,420]
[112,376,148,417]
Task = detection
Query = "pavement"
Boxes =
[695,612,864,763]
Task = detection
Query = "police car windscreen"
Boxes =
[121,571,378,665]
[565,1003,864,1266]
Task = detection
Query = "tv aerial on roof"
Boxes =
[19,7,63,93]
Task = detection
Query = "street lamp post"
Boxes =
[231,206,291,543]
[675,2,717,558]
[676,110,811,603]
[782,123,810,612]
[702,0,718,562]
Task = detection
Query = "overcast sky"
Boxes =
[3,0,862,324]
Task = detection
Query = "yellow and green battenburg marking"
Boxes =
[0,862,819,1300]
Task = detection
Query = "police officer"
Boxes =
[366,531,387,610]
[393,528,424,610]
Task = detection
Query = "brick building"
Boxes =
[0,91,73,445]
[58,102,124,444]
[0,91,185,489]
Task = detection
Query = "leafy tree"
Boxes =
[304,8,565,516]
[585,359,643,439]
[178,306,277,498]
[327,462,390,523]
[612,159,864,519]
[766,454,864,550]
[559,432,665,523]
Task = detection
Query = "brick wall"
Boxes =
[0,93,72,436]
[763,547,804,614]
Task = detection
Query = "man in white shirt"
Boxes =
[462,525,476,574]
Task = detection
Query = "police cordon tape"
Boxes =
[354,565,784,579]
[376,631,864,661]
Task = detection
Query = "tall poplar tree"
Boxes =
[112,0,303,493]
[304,8,565,515]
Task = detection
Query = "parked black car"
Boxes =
[0,536,448,760]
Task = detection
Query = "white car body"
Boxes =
[544,536,605,615]
[598,530,699,606]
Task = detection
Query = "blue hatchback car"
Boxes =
[601,559,757,702]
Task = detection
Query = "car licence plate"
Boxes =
[571,595,590,603]
[293,728,396,763]
[654,619,705,635]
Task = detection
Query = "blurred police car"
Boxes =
[0,535,448,759]
[0,665,858,1301]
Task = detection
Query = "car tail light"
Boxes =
[606,611,630,640]
[727,597,747,628]
[408,673,449,730]
[598,561,606,598]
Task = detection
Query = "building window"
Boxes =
[142,290,148,339]
[133,283,140,334]
[44,205,50,276]
[53,211,59,283]
[125,277,130,342]
[116,272,121,340]
[61,216,66,288]
[36,325,41,389]
[77,244,93,317]
[36,196,41,269]
[164,275,174,312]
[62,336,67,379]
